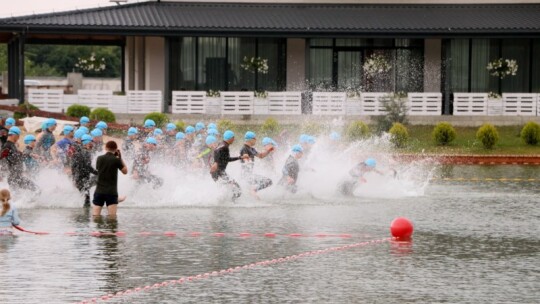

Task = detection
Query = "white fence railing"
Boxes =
[503,93,537,116]
[408,92,442,115]
[453,93,488,116]
[171,91,206,114]
[28,89,64,113]
[312,92,346,115]
[21,89,540,117]
[221,92,254,115]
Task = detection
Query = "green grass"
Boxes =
[402,125,540,155]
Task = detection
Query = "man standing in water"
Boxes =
[210,130,248,201]
[239,131,275,199]
[93,141,128,217]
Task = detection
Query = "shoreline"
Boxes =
[396,154,540,165]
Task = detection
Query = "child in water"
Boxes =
[0,189,20,235]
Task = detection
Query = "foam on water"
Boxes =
[5,132,434,209]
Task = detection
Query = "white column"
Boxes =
[144,37,166,92]
[286,38,307,91]
[424,39,442,92]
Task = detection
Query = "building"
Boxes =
[0,0,539,114]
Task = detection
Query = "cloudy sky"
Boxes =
[0,0,149,18]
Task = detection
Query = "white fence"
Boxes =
[502,93,537,116]
[221,92,254,115]
[312,92,346,115]
[21,89,540,117]
[453,93,487,116]
[408,93,442,115]
[171,91,206,114]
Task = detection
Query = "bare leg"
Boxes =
[107,204,118,217]
[92,205,103,217]
[118,196,126,203]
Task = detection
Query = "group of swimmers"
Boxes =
[0,115,386,205]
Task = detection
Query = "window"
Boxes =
[308,38,424,92]
[169,37,286,92]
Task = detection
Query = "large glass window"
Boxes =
[308,38,424,93]
[447,38,537,94]
[170,37,286,92]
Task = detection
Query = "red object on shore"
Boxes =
[390,217,414,238]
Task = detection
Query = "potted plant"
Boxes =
[487,92,503,116]
[345,87,362,115]
[205,90,221,115]
[253,90,269,115]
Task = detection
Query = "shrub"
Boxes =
[520,121,540,145]
[432,122,456,146]
[66,104,91,118]
[90,107,116,123]
[345,121,370,141]
[174,120,186,132]
[143,112,168,128]
[389,122,409,148]
[476,123,499,149]
[375,93,409,133]
[301,121,323,135]
[14,103,40,119]
[260,117,280,136]
[217,119,236,133]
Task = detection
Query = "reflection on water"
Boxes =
[0,165,538,303]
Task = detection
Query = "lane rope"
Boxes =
[431,177,540,182]
[12,228,369,239]
[73,237,394,304]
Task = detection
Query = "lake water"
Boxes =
[0,165,538,303]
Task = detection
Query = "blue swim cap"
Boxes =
[153,129,163,136]
[206,135,217,146]
[8,126,20,135]
[90,128,103,137]
[45,118,57,129]
[291,144,303,154]
[81,134,93,145]
[146,137,158,145]
[63,125,74,135]
[74,129,86,139]
[223,130,235,141]
[79,126,89,134]
[330,132,341,141]
[244,131,256,140]
[144,119,156,128]
[307,136,316,145]
[127,127,138,136]
[24,134,36,144]
[166,123,177,131]
[299,134,310,144]
[195,122,205,131]
[207,128,219,136]
[185,126,195,134]
[5,117,15,126]
[262,137,277,147]
[207,123,217,130]
[96,121,108,130]
[175,132,185,140]
[80,116,90,124]
[364,158,376,168]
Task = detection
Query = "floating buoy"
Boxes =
[390,217,414,238]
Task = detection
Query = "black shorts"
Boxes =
[92,193,118,207]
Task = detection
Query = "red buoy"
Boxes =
[390,217,414,238]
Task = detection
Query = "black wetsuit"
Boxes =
[71,144,97,205]
[212,141,241,200]
[240,144,272,192]
[122,137,136,159]
[132,149,163,189]
[338,163,368,196]
[0,141,39,193]
[279,155,300,193]
[35,129,56,161]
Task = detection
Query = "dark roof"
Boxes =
[1,2,540,37]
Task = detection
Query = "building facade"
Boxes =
[1,0,539,114]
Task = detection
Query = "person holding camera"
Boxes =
[93,141,128,217]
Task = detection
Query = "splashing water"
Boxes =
[5,132,434,209]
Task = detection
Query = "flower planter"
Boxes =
[253,97,269,115]
[487,98,503,116]
[205,97,221,115]
[345,97,362,116]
